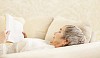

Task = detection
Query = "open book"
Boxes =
[6,14,25,43]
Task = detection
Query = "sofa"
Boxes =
[0,15,100,58]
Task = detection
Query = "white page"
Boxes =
[6,14,24,43]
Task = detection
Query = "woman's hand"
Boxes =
[6,31,10,35]
[6,31,10,39]
[22,32,27,38]
[5,31,13,43]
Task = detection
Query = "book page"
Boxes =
[6,14,24,43]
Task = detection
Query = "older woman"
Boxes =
[50,25,86,48]
[1,25,87,54]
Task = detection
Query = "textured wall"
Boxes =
[0,0,100,40]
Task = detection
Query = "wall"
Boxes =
[0,0,100,40]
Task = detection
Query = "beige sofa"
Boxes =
[0,15,100,58]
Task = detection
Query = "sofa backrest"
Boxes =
[0,0,100,41]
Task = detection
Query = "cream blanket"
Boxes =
[0,38,54,55]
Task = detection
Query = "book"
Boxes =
[6,14,25,43]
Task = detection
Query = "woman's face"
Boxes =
[50,26,68,48]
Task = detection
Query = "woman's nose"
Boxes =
[50,41,52,43]
[50,40,53,45]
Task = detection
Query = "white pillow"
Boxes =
[45,16,92,43]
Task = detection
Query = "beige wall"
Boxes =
[0,0,100,40]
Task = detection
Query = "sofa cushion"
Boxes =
[45,16,92,43]
[24,16,53,39]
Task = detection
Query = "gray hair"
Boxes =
[63,25,86,46]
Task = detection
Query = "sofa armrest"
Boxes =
[1,42,100,58]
